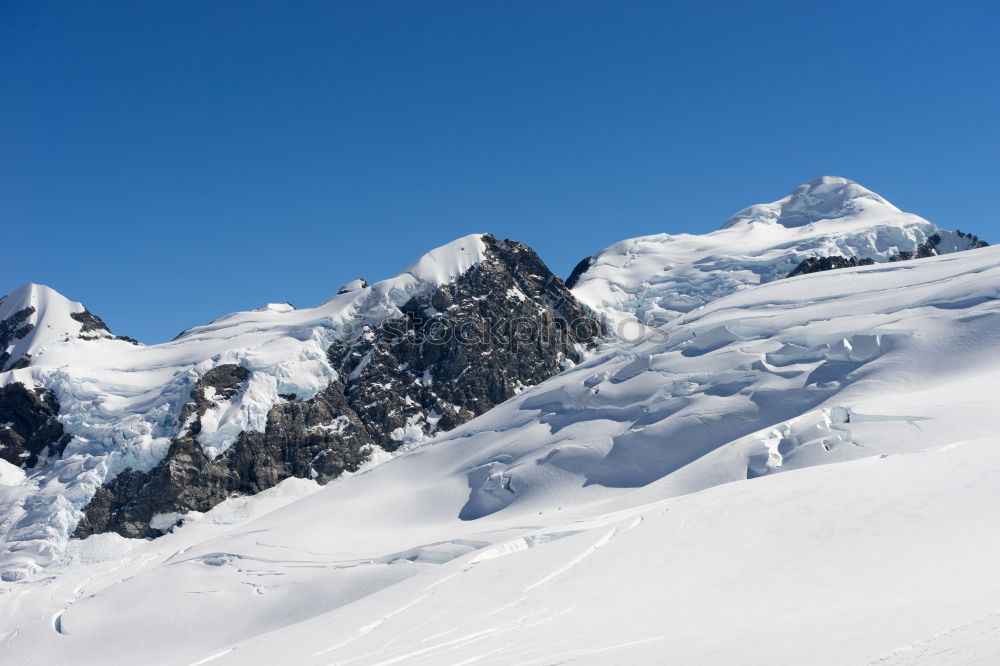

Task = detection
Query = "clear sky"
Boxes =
[3,1,998,343]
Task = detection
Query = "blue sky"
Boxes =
[3,0,998,342]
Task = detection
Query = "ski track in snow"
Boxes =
[523,526,618,592]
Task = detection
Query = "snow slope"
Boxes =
[570,176,984,329]
[0,283,115,371]
[3,242,999,664]
[0,235,486,578]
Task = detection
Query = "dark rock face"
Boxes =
[890,233,941,262]
[889,232,988,263]
[915,233,942,259]
[787,255,875,277]
[0,383,71,467]
[788,229,991,278]
[564,256,596,289]
[70,309,111,334]
[74,373,373,539]
[956,230,989,249]
[72,307,139,344]
[74,234,604,539]
[330,235,603,450]
[0,306,35,372]
[179,364,249,434]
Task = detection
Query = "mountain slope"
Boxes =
[2,242,999,665]
[2,176,998,663]
[568,176,988,329]
[0,234,601,578]
[0,284,118,373]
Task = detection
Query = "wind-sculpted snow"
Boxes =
[2,177,998,659]
[2,244,999,664]
[570,176,987,330]
[418,245,1000,516]
[0,235,487,578]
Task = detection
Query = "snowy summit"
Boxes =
[568,176,987,329]
[1,177,997,665]
[720,175,898,229]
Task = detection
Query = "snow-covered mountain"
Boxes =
[568,176,988,329]
[3,230,999,665]
[1,177,997,664]
[0,283,123,373]
[0,234,601,579]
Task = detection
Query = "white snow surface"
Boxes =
[571,176,978,330]
[0,234,487,578]
[0,284,114,368]
[2,242,999,664]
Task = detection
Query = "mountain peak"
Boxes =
[568,176,989,329]
[721,176,899,229]
[0,283,113,371]
[1,282,66,311]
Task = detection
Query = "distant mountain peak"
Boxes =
[2,282,65,312]
[0,283,115,371]
[721,176,899,229]
[570,176,987,329]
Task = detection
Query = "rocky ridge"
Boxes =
[71,235,602,538]
[787,232,988,278]
[0,179,993,579]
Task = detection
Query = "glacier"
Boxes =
[1,178,998,664]
[1,242,998,664]
[569,176,985,330]
[0,235,487,577]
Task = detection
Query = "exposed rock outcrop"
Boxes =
[0,383,71,467]
[0,306,35,372]
[70,309,112,334]
[788,233,990,279]
[956,229,989,249]
[786,231,989,277]
[330,235,601,449]
[73,235,604,539]
[787,255,875,277]
[564,256,596,289]
[73,373,373,538]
